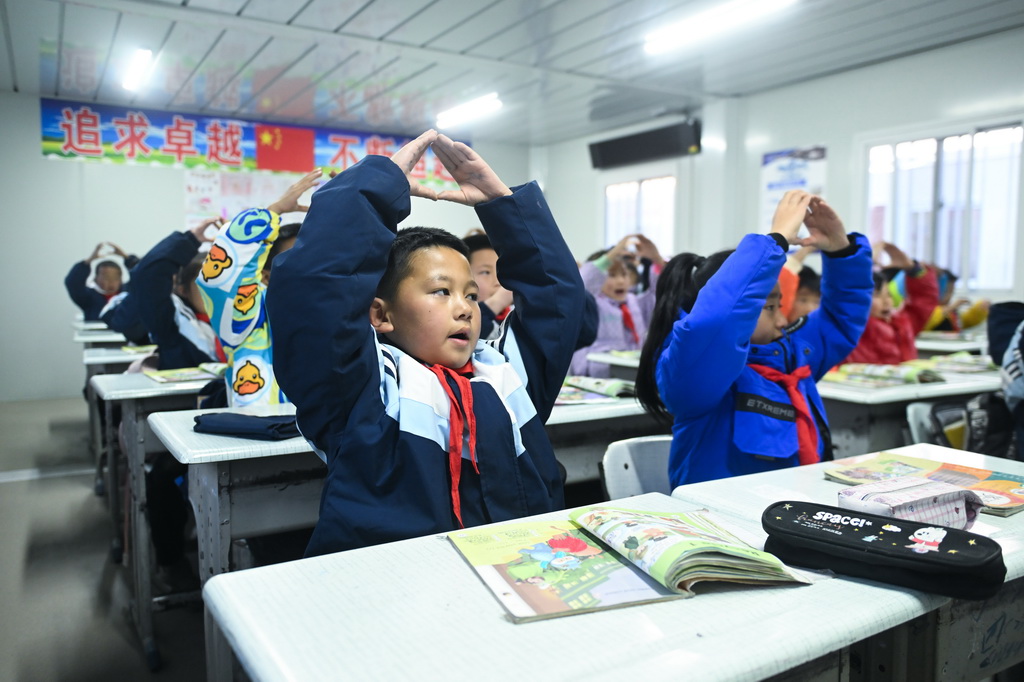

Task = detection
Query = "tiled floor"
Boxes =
[0,398,205,681]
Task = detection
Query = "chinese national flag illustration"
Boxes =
[255,124,315,172]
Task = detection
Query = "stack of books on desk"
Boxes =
[556,376,635,404]
[905,352,996,374]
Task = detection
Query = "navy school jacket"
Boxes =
[267,156,590,557]
[133,231,217,370]
[657,233,873,487]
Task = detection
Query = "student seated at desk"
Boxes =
[634,191,873,486]
[199,170,321,406]
[889,267,989,334]
[570,234,664,378]
[65,242,138,321]
[844,242,939,365]
[132,220,225,592]
[267,131,590,556]
[462,231,514,340]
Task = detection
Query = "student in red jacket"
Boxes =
[844,242,938,365]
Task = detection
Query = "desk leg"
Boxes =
[190,462,232,584]
[104,399,123,564]
[205,604,236,682]
[86,366,102,469]
[932,579,1024,679]
[123,398,162,672]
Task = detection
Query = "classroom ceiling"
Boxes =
[3,0,1024,146]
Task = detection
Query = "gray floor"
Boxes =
[0,397,206,682]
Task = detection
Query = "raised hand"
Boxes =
[769,190,813,244]
[390,130,438,201]
[190,217,222,243]
[882,242,915,270]
[88,242,106,262]
[799,197,849,252]
[268,168,324,215]
[432,134,512,206]
[632,233,666,267]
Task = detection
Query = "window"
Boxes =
[866,125,1022,289]
[605,176,676,254]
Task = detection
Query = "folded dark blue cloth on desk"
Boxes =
[193,413,300,441]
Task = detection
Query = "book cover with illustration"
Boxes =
[821,363,944,387]
[825,453,1024,516]
[449,507,808,623]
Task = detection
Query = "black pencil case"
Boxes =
[761,500,1006,600]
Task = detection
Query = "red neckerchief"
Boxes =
[620,302,639,344]
[426,361,478,528]
[495,306,511,322]
[747,364,818,465]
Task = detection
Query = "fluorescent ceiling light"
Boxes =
[645,0,797,55]
[122,49,153,91]
[435,93,502,129]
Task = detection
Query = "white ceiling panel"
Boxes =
[56,3,118,99]
[3,0,1022,145]
[169,26,266,108]
[384,0,493,47]
[289,0,371,33]
[205,36,313,113]
[421,0,561,54]
[7,0,60,95]
[341,0,436,40]
[240,0,313,24]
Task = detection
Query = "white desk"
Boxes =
[585,351,640,380]
[72,319,109,331]
[669,443,1024,680]
[818,372,1001,458]
[915,332,988,357]
[202,488,951,682]
[74,329,127,349]
[147,405,324,588]
[89,373,212,671]
[82,348,149,473]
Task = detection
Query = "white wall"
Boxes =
[0,90,529,401]
[537,27,1024,296]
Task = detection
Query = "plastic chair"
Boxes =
[905,401,967,449]
[600,435,673,499]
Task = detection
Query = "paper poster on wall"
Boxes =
[185,169,305,230]
[760,146,826,233]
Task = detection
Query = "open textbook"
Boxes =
[143,365,223,383]
[825,452,1024,516]
[449,506,809,623]
[821,363,944,388]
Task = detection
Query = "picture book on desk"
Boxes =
[143,366,218,383]
[825,452,1024,516]
[904,352,997,374]
[449,506,809,623]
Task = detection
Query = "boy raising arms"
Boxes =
[267,131,589,556]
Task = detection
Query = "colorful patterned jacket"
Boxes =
[199,209,287,406]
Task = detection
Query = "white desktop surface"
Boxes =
[915,333,987,354]
[72,320,108,331]
[148,404,306,465]
[82,347,147,366]
[90,373,211,401]
[586,351,640,369]
[816,371,1001,404]
[73,330,127,344]
[546,397,644,425]
[204,491,945,682]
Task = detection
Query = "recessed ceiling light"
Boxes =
[122,49,153,91]
[436,93,503,129]
[645,0,797,55]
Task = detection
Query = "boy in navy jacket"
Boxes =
[65,242,137,320]
[268,131,589,557]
